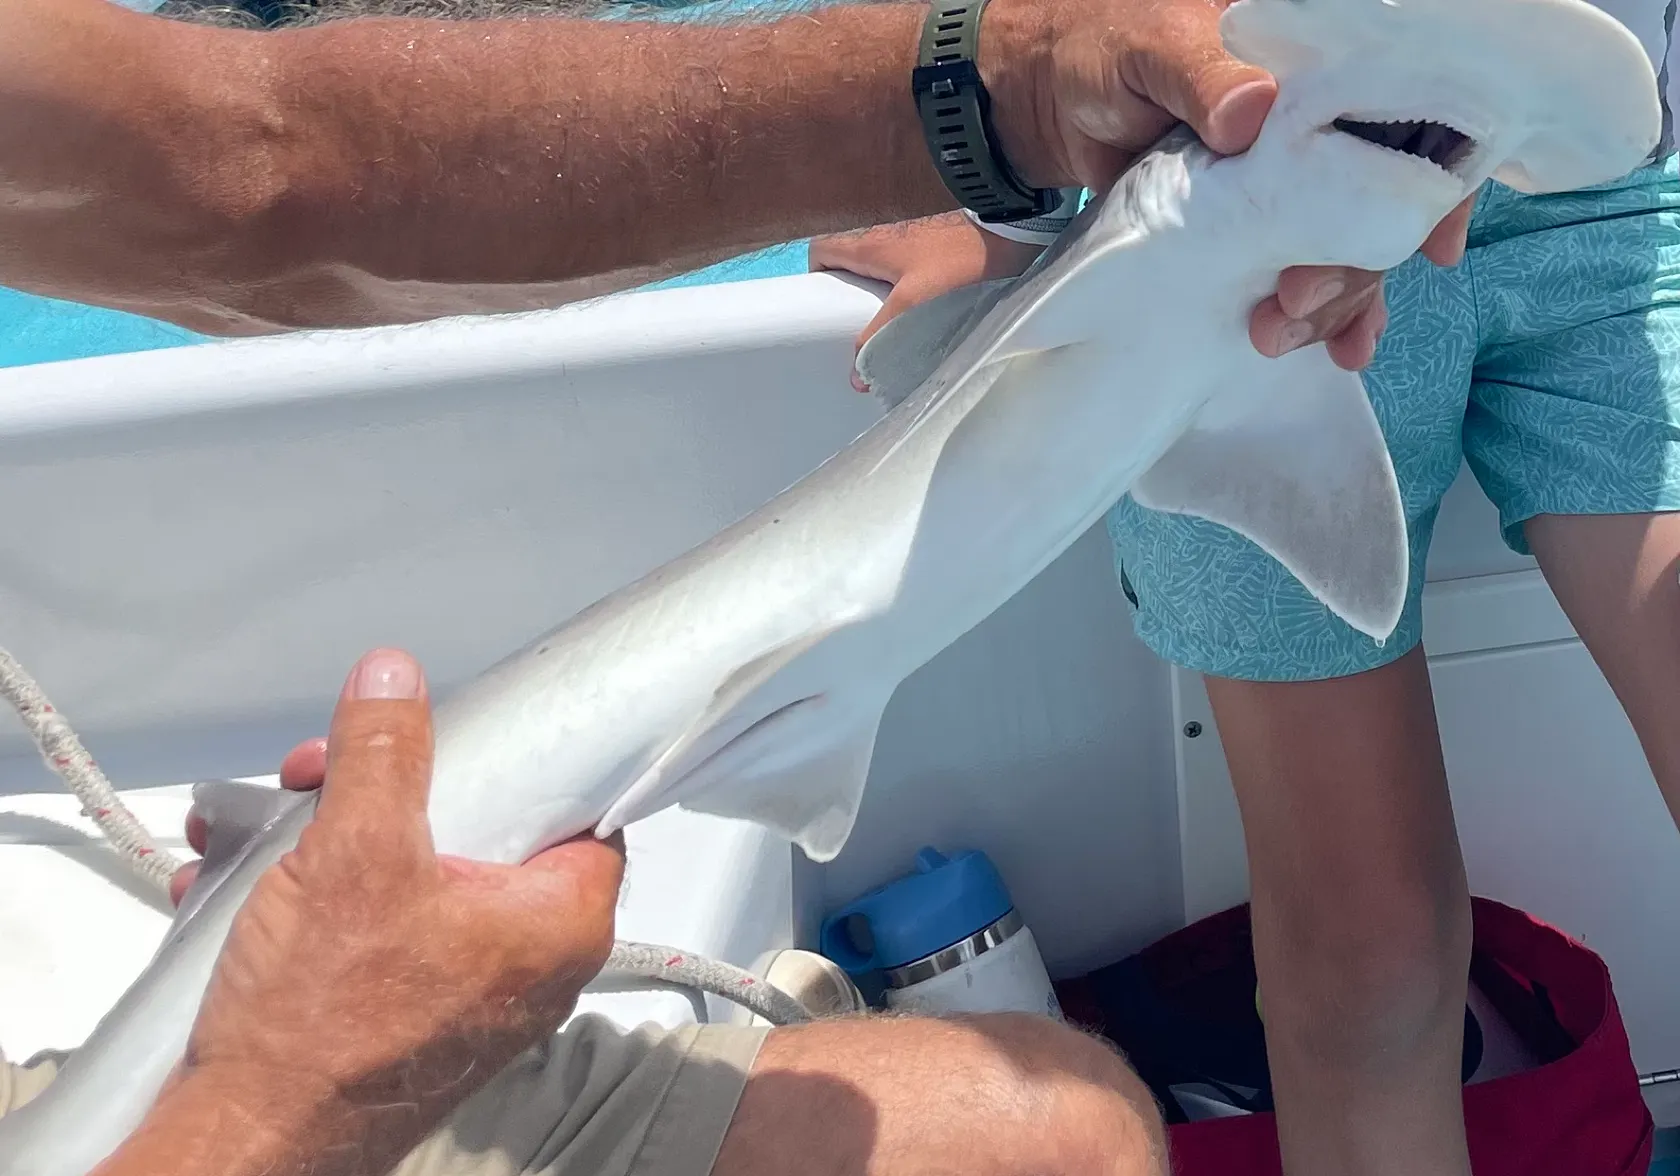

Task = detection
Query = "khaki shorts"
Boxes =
[1,1015,768,1176]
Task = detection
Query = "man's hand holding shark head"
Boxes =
[7,0,1435,356]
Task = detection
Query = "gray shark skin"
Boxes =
[0,0,1660,1170]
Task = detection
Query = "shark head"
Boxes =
[1220,0,1663,270]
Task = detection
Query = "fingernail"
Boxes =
[1206,79,1277,154]
[346,648,423,700]
[1276,319,1315,355]
[1298,277,1344,317]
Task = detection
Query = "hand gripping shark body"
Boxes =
[0,0,1660,1170]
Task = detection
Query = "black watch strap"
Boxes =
[911,0,1055,224]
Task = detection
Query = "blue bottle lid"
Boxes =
[819,847,1015,976]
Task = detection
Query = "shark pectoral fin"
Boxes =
[669,695,888,863]
[856,278,1018,411]
[595,623,856,838]
[1129,349,1409,640]
[172,780,314,926]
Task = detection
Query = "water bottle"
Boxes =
[820,847,1063,1020]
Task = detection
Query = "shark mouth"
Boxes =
[1331,118,1476,174]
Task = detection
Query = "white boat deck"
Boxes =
[0,273,1673,1131]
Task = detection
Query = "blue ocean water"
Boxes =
[0,240,810,370]
[0,287,203,369]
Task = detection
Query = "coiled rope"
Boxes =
[0,645,810,1026]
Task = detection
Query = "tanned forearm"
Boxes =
[90,1066,340,1176]
[0,0,957,331]
[256,6,954,299]
[92,1055,482,1176]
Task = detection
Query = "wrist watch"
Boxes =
[963,186,1084,245]
[911,0,1057,224]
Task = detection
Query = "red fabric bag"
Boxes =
[1056,898,1653,1176]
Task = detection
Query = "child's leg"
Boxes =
[1204,651,1473,1176]
[1526,513,1680,825]
[1463,155,1680,834]
[1109,241,1483,1175]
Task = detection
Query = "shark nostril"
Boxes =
[1331,117,1474,172]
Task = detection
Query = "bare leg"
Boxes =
[1526,511,1680,826]
[1205,647,1473,1176]
[713,1013,1168,1176]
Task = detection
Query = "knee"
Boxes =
[954,1013,1168,1176]
[735,1013,1165,1176]
[1256,873,1474,1063]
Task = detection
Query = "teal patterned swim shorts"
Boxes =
[1107,154,1680,682]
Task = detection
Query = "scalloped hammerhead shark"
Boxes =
[0,0,1660,1169]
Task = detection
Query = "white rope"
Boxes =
[598,941,812,1025]
[0,645,181,896]
[0,643,813,1024]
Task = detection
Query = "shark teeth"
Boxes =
[1331,118,1476,173]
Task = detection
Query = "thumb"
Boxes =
[1198,73,1277,156]
[1128,18,1276,155]
[316,648,436,865]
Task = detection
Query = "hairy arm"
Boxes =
[0,0,955,332]
[90,1067,340,1176]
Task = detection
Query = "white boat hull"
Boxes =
[0,273,1671,1127]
